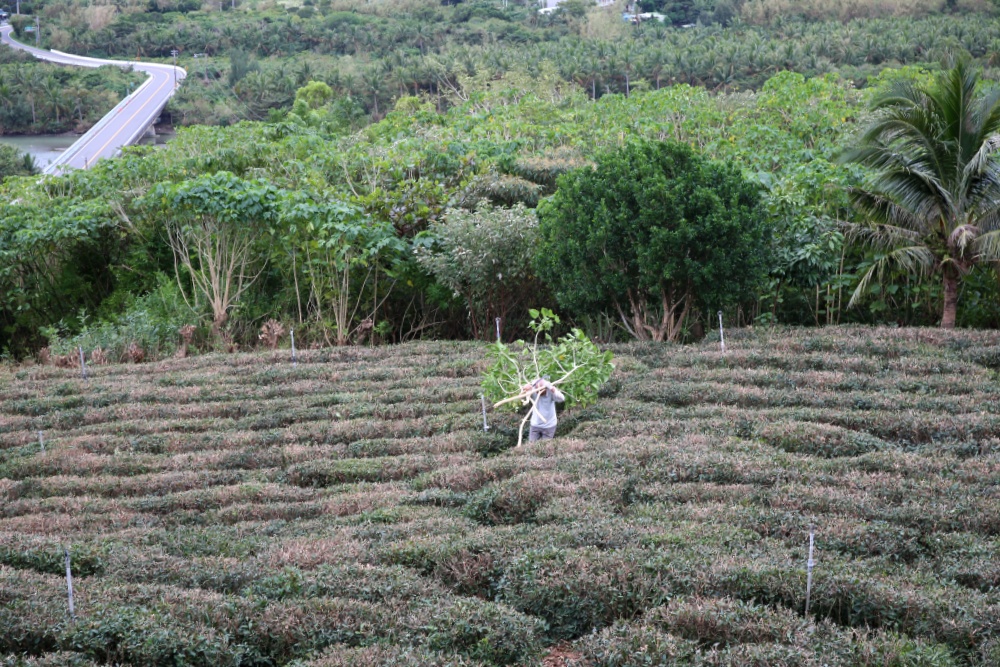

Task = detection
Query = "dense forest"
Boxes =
[4,0,1000,359]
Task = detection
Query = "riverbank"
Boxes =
[0,128,176,170]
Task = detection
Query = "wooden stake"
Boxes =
[290,329,297,367]
[78,346,87,380]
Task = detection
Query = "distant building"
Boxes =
[623,11,666,22]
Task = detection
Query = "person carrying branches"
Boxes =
[484,309,613,448]
[522,377,565,443]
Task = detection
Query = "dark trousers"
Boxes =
[529,425,557,442]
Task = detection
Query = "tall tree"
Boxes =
[843,61,1000,328]
[148,172,280,337]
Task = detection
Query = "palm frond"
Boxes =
[847,245,937,309]
[927,61,977,161]
[948,224,980,259]
[967,198,1000,233]
[872,171,951,224]
[973,229,1000,262]
[975,87,1000,140]
[870,80,925,112]
[961,133,1000,180]
[848,260,884,310]
[858,114,948,175]
[848,189,928,235]
[842,219,921,251]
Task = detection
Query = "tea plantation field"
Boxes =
[2,327,999,667]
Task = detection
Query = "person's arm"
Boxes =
[546,381,565,403]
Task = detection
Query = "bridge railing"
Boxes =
[1,31,185,175]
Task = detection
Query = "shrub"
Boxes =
[415,203,540,341]
[0,542,103,577]
[404,597,543,665]
[41,276,192,363]
[495,547,668,640]
[292,644,487,667]
[462,475,553,526]
[575,622,698,667]
[535,140,769,342]
[757,421,891,457]
[647,596,807,645]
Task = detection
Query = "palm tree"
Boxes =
[41,75,68,125]
[361,63,385,117]
[13,67,41,125]
[0,82,14,112]
[842,61,1000,328]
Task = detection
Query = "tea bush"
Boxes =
[757,421,892,457]
[1,329,999,664]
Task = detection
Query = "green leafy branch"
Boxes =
[482,308,614,447]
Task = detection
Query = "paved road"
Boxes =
[0,23,185,175]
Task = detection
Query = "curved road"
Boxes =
[0,23,185,175]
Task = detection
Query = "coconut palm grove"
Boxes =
[2,0,1000,665]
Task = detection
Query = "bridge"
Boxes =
[0,23,186,175]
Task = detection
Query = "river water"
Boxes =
[0,132,175,170]
[0,135,76,169]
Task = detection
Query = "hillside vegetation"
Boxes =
[0,47,144,135]
[2,327,999,665]
[8,0,1000,124]
[14,68,1000,360]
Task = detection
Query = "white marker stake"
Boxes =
[290,329,297,367]
[78,346,87,379]
[38,431,45,453]
[717,311,726,354]
[805,525,815,617]
[480,394,490,431]
[495,317,502,343]
[64,548,76,620]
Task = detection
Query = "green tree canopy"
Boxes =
[415,202,539,341]
[535,140,769,341]
[0,145,36,181]
[294,80,334,111]
[842,61,1000,329]
[146,171,281,336]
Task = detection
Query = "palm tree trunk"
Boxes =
[941,269,959,329]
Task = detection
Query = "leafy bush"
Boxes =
[406,598,543,664]
[0,145,37,181]
[575,622,698,667]
[41,276,193,362]
[535,140,770,341]
[415,203,540,341]
[291,644,487,667]
[495,547,667,640]
[757,421,891,457]
[462,475,552,526]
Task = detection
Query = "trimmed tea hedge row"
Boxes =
[1,328,999,665]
